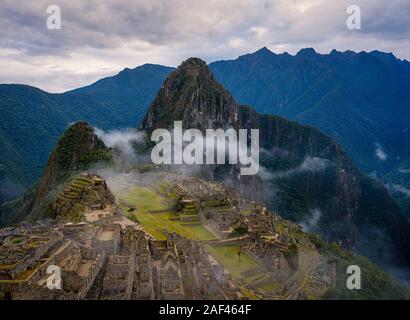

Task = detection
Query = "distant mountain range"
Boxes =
[211,47,410,173]
[1,48,409,219]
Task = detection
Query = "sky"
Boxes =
[0,0,409,92]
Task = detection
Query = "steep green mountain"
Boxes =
[140,58,410,272]
[0,64,172,203]
[32,121,112,207]
[0,122,112,226]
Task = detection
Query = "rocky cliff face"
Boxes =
[139,58,410,269]
[141,58,240,131]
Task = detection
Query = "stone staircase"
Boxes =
[50,174,114,222]
[178,199,200,223]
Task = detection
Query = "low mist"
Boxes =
[268,156,331,180]
[300,209,322,232]
[94,127,145,156]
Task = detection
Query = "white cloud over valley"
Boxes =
[375,143,387,161]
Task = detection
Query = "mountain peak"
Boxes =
[174,57,213,82]
[67,121,93,132]
[179,57,208,68]
[297,47,317,57]
[254,46,273,55]
[140,57,237,131]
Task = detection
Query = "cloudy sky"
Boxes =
[0,0,409,92]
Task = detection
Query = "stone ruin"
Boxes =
[163,231,243,300]
[0,221,105,300]
[50,173,115,222]
[0,172,335,300]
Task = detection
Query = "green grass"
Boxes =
[119,187,168,212]
[116,186,215,241]
[204,245,260,281]
[133,210,214,240]
[204,244,280,295]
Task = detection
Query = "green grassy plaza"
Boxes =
[115,186,215,241]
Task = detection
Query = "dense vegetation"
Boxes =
[312,237,410,300]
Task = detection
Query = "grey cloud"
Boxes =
[94,127,144,156]
[363,0,410,40]
[0,0,409,92]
